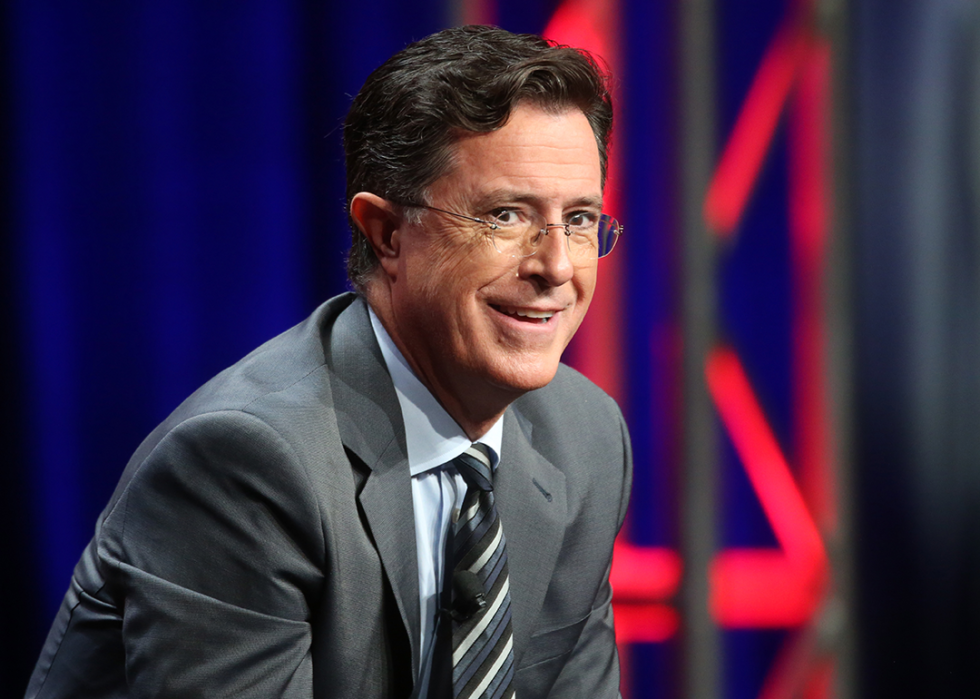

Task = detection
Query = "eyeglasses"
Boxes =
[405,203,622,260]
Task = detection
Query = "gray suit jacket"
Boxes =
[27,293,632,699]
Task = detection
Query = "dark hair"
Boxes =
[343,24,614,290]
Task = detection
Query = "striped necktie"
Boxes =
[450,443,516,699]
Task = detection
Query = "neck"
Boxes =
[433,386,511,442]
[365,285,520,442]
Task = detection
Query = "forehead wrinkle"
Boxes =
[470,188,603,212]
[469,144,600,174]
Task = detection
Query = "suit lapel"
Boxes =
[326,298,422,681]
[496,407,567,664]
[323,296,569,675]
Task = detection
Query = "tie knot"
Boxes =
[453,443,493,492]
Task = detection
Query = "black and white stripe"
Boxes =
[451,444,516,699]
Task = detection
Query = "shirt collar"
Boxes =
[368,306,503,476]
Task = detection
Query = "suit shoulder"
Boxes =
[173,292,358,419]
[510,364,632,536]
[511,363,628,460]
[515,363,623,424]
[111,294,361,498]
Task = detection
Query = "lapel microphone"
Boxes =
[448,570,487,621]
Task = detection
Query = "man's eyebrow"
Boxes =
[472,190,604,211]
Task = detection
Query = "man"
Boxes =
[27,25,632,699]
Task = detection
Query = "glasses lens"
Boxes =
[596,215,621,258]
[491,214,621,259]
[490,230,535,258]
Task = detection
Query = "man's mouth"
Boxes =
[492,305,555,323]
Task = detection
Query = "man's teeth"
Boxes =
[499,306,554,320]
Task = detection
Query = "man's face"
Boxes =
[384,103,602,420]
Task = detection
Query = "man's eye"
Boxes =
[488,208,524,227]
[567,211,598,229]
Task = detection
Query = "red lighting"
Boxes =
[706,349,825,564]
[790,39,837,536]
[706,347,828,627]
[704,23,811,237]
[611,540,682,601]
[710,551,821,627]
[613,602,681,644]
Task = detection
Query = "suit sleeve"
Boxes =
[97,409,326,699]
[547,407,633,699]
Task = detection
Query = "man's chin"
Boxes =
[486,359,562,395]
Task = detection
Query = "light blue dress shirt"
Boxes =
[368,308,503,698]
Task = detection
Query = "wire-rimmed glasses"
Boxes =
[406,203,622,260]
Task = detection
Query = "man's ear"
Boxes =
[350,192,403,279]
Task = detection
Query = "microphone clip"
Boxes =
[445,570,487,622]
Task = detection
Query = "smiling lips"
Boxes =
[493,305,557,323]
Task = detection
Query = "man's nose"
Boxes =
[519,225,575,287]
